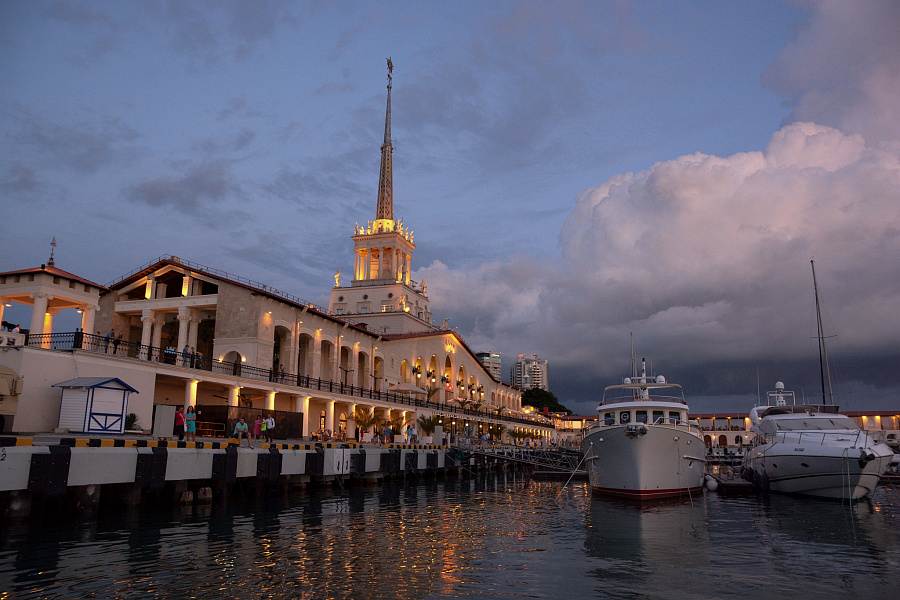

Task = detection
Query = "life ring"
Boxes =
[620,412,630,424]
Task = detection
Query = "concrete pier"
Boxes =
[0,436,466,518]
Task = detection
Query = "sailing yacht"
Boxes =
[741,261,893,500]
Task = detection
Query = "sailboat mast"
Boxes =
[810,260,834,405]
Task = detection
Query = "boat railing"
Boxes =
[764,429,867,447]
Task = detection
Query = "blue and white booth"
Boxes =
[54,377,138,434]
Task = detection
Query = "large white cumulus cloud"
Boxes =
[420,123,900,382]
[416,1,900,410]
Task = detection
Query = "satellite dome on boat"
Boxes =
[775,381,784,391]
[623,377,631,384]
[656,375,666,384]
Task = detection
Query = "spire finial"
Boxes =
[48,236,57,267]
[375,59,394,222]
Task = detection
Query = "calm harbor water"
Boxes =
[1,475,898,599]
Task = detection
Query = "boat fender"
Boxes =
[742,466,754,483]
[761,470,770,492]
[704,475,719,492]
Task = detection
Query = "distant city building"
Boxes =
[476,351,502,382]
[510,354,549,391]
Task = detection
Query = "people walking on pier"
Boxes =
[174,406,185,441]
[265,413,275,442]
[254,415,263,443]
[185,405,196,442]
[234,417,252,448]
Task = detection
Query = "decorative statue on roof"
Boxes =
[334,270,341,287]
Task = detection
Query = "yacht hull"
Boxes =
[581,424,705,500]
[742,442,893,501]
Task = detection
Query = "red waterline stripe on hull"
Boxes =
[591,485,703,500]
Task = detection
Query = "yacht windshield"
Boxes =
[774,417,859,431]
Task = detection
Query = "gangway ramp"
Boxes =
[464,442,587,476]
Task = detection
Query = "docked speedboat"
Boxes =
[741,383,893,501]
[580,358,706,499]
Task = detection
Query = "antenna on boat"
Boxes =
[629,332,636,379]
[811,259,834,405]
[756,367,760,404]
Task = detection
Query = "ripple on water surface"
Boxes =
[0,477,898,599]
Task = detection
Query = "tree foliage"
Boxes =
[521,388,572,415]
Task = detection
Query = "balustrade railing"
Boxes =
[23,332,549,428]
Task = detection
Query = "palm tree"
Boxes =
[387,413,408,441]
[417,414,438,436]
[451,397,470,410]
[353,407,381,441]
[494,406,506,418]
[425,385,441,404]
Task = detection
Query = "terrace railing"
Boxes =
[23,332,549,428]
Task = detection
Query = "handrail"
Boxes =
[22,332,550,429]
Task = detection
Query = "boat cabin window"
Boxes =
[619,411,631,424]
[603,412,615,425]
[652,410,664,424]
[636,410,648,424]
[773,417,859,431]
[669,411,681,424]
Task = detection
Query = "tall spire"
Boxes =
[375,58,394,222]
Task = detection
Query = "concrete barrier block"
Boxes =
[68,447,137,485]
[165,448,216,481]
[280,449,307,475]
[0,445,46,491]
[235,447,260,478]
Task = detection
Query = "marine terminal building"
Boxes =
[0,65,552,443]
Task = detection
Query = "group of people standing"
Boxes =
[232,414,276,448]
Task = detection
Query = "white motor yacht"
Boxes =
[581,358,706,500]
[742,261,893,501]
[741,383,893,500]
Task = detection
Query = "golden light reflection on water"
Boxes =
[1,477,898,599]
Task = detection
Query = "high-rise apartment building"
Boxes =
[510,354,549,391]
[476,351,502,382]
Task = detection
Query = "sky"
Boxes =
[2,1,899,415]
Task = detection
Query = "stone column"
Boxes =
[188,315,200,349]
[229,386,241,407]
[43,308,57,336]
[140,309,154,358]
[326,399,335,433]
[300,395,310,439]
[80,304,98,336]
[0,297,5,325]
[348,402,357,439]
[176,307,191,354]
[184,379,198,410]
[29,292,51,336]
[150,315,164,351]
[266,390,276,412]
[311,336,322,380]
[405,254,411,285]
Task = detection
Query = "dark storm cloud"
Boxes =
[263,146,374,208]
[216,96,261,122]
[154,0,300,67]
[129,160,234,213]
[8,107,139,174]
[1,164,39,192]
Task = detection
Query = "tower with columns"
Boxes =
[328,60,432,334]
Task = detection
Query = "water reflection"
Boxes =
[0,478,898,599]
